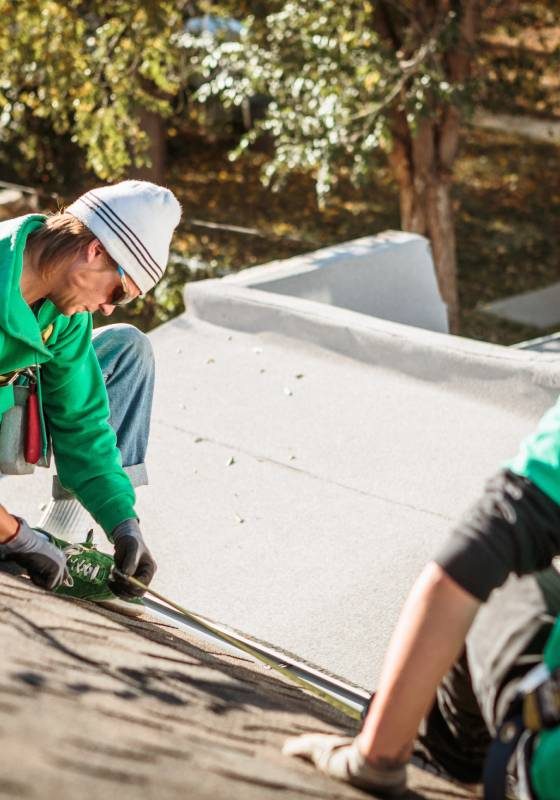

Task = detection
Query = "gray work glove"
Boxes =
[283,734,407,797]
[108,518,156,600]
[0,518,66,591]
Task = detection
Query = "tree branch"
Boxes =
[350,11,454,124]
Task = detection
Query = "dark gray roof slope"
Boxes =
[0,572,473,800]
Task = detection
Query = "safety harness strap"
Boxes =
[483,707,524,800]
[523,667,560,732]
[483,666,560,799]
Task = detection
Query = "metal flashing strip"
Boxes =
[141,598,454,787]
[139,593,369,718]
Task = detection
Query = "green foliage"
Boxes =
[0,0,187,181]
[182,1,474,199]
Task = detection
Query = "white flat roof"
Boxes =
[484,281,560,328]
[6,286,560,688]
[220,230,449,333]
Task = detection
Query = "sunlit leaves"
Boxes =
[0,0,186,180]
[184,1,471,199]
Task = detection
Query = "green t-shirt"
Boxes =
[509,398,560,507]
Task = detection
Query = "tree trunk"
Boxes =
[377,1,478,334]
[388,116,460,332]
[425,172,460,334]
[128,108,166,183]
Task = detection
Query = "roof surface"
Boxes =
[3,237,556,798]
[6,292,560,688]
[0,569,474,799]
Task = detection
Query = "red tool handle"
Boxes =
[25,386,41,464]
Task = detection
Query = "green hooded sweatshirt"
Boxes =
[0,213,136,536]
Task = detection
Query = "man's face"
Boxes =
[49,239,141,316]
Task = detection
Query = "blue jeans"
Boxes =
[90,323,155,488]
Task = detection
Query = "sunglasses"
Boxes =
[110,265,137,306]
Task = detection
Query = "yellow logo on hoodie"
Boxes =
[41,324,54,344]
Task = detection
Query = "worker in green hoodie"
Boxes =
[0,180,181,598]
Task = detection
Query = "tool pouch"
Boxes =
[0,375,51,475]
[0,385,35,474]
[25,382,41,464]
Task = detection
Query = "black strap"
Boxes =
[483,706,524,800]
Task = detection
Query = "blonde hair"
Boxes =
[26,211,116,279]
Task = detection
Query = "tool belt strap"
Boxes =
[523,666,560,732]
[0,369,24,386]
[0,367,36,387]
[483,663,560,799]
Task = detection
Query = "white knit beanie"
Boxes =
[66,180,182,295]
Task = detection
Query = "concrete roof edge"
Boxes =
[185,278,560,414]
[221,231,429,286]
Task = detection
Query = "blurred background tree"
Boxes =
[182,0,559,333]
[0,0,187,184]
[0,1,558,336]
[182,0,478,331]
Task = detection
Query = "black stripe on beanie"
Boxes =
[79,194,161,284]
[89,190,163,276]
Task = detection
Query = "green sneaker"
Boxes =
[38,529,144,615]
